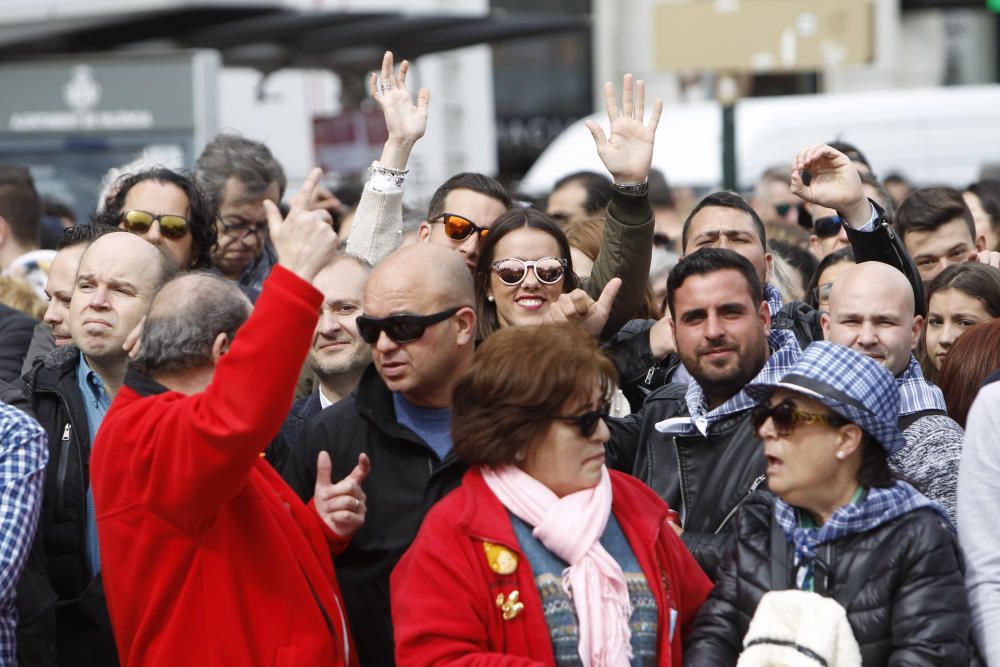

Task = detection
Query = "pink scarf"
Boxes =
[481,464,632,667]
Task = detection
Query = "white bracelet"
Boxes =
[369,161,409,188]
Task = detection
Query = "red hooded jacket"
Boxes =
[391,467,712,666]
[91,266,357,667]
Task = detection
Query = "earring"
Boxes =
[514,449,525,462]
[487,295,495,302]
[836,451,846,460]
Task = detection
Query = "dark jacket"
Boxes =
[684,499,972,665]
[606,383,766,579]
[0,303,35,385]
[584,189,654,340]
[5,345,117,666]
[278,390,324,449]
[282,364,466,667]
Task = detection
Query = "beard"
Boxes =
[680,334,769,408]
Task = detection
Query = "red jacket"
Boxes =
[391,467,712,666]
[91,266,357,667]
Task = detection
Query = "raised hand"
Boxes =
[585,74,663,185]
[370,51,430,170]
[314,451,371,539]
[791,144,871,227]
[543,277,622,338]
[266,167,339,283]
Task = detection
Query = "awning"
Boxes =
[0,5,589,73]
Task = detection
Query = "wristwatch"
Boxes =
[612,179,648,196]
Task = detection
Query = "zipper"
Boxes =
[674,441,688,528]
[714,473,767,534]
[55,422,72,514]
[644,366,656,386]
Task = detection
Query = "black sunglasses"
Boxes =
[555,403,611,438]
[356,307,460,344]
[751,399,847,437]
[813,215,843,239]
[431,213,489,241]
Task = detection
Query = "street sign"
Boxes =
[654,0,874,72]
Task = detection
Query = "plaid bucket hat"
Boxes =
[745,341,907,455]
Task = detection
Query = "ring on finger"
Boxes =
[354,498,360,511]
[380,81,394,91]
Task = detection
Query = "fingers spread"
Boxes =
[604,81,619,120]
[648,99,664,131]
[397,59,409,87]
[381,51,394,82]
[621,73,634,118]
[417,87,430,111]
[369,72,379,98]
[634,79,646,124]
[584,120,607,147]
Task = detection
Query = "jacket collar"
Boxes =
[123,367,169,397]
[353,363,451,450]
[25,343,84,393]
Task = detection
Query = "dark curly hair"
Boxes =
[92,167,217,270]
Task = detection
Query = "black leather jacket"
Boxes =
[282,364,466,667]
[684,499,972,665]
[606,383,766,579]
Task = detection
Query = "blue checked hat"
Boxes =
[745,341,907,455]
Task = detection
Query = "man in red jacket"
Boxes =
[91,168,365,667]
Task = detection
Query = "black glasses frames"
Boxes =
[356,307,461,344]
[554,403,611,438]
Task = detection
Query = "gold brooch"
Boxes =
[495,590,524,620]
[482,541,518,575]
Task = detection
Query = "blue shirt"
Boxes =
[392,394,452,461]
[0,403,48,664]
[76,353,111,576]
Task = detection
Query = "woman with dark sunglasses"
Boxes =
[392,323,712,666]
[684,341,971,665]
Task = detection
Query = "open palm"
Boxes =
[370,51,428,146]
[586,74,662,184]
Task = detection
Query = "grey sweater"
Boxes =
[891,414,963,526]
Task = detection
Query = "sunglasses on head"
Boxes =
[121,209,190,239]
[751,399,848,437]
[491,257,567,286]
[813,215,843,239]
[356,307,460,344]
[555,402,611,438]
[431,213,489,241]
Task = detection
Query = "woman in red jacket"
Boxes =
[391,323,711,666]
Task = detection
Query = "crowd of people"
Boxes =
[0,50,997,666]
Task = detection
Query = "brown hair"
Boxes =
[938,319,1000,427]
[895,186,975,242]
[451,323,617,466]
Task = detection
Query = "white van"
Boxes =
[518,84,1000,195]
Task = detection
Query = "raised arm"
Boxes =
[583,75,660,339]
[791,143,926,315]
[347,51,430,265]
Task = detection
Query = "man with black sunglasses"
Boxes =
[283,243,476,667]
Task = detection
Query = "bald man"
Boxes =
[284,243,477,667]
[91,170,359,666]
[822,261,963,523]
[12,231,174,665]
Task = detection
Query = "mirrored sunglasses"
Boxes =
[356,307,460,344]
[122,209,190,239]
[813,215,843,239]
[432,213,489,241]
[491,257,567,286]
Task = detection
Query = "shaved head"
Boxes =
[363,243,477,407]
[823,261,922,376]
[368,243,475,311]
